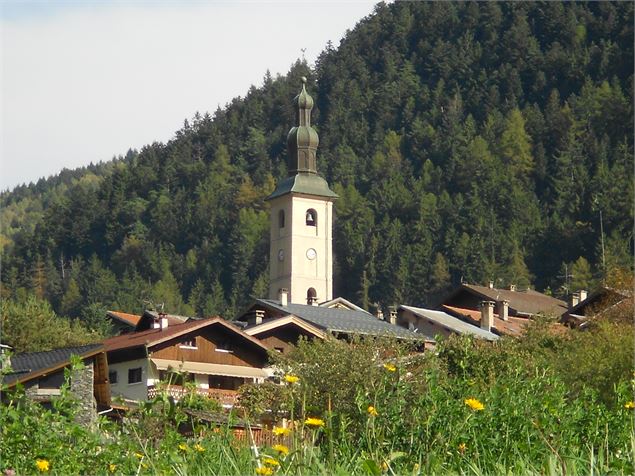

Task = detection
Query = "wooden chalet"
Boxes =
[2,343,111,424]
[236,296,426,351]
[243,315,326,354]
[102,317,271,408]
[106,309,191,335]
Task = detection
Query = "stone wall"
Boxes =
[69,361,97,427]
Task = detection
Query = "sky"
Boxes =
[0,0,377,190]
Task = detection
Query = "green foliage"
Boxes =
[2,319,634,475]
[0,293,100,352]
[1,1,633,313]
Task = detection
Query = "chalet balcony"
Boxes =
[147,385,239,407]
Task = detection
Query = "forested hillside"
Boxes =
[1,2,633,335]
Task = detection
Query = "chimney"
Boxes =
[568,292,580,310]
[488,280,494,289]
[388,306,397,325]
[509,284,516,292]
[255,309,265,325]
[152,317,161,329]
[375,306,384,320]
[480,301,495,332]
[159,312,168,330]
[578,289,587,302]
[279,288,288,307]
[496,300,509,322]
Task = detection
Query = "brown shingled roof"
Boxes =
[107,311,142,327]
[442,305,528,337]
[447,284,567,317]
[103,317,270,353]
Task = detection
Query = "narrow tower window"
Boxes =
[306,209,317,226]
[278,209,285,228]
[307,287,317,305]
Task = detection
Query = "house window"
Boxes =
[306,209,317,226]
[278,209,285,228]
[128,367,142,384]
[180,337,197,348]
[215,341,234,353]
[109,370,118,384]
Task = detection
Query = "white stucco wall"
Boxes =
[269,194,334,304]
[108,358,149,402]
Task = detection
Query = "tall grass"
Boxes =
[2,322,634,475]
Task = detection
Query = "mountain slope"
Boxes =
[1,1,632,324]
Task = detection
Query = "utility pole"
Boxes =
[599,208,606,282]
[557,264,574,295]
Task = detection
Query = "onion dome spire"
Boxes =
[287,77,319,175]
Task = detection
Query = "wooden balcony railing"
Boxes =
[147,385,238,407]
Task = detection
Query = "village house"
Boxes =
[397,305,499,341]
[236,291,425,351]
[560,286,632,328]
[102,316,271,408]
[1,343,111,425]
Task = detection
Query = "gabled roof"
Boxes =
[442,305,527,337]
[3,343,105,387]
[103,317,270,353]
[443,284,567,317]
[400,305,499,341]
[246,299,425,340]
[107,311,142,328]
[564,287,631,318]
[244,315,327,339]
[319,297,370,313]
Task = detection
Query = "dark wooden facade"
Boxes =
[150,326,268,368]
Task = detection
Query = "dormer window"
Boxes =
[306,209,317,226]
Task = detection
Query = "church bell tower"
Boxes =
[266,77,338,305]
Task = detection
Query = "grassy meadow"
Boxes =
[2,317,634,475]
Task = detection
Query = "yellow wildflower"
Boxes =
[134,453,144,459]
[262,457,279,467]
[255,467,273,476]
[272,426,291,436]
[194,443,205,452]
[464,398,485,411]
[141,463,148,470]
[284,374,299,384]
[178,443,188,452]
[383,363,397,372]
[35,459,50,472]
[108,463,117,473]
[458,442,467,453]
[624,401,635,409]
[367,405,378,417]
[213,427,221,433]
[304,417,325,427]
[272,444,289,455]
[381,461,389,472]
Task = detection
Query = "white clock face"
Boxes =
[278,249,284,261]
[306,248,317,260]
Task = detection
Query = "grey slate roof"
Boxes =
[254,299,426,340]
[2,343,103,386]
[400,305,499,341]
[266,174,338,200]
